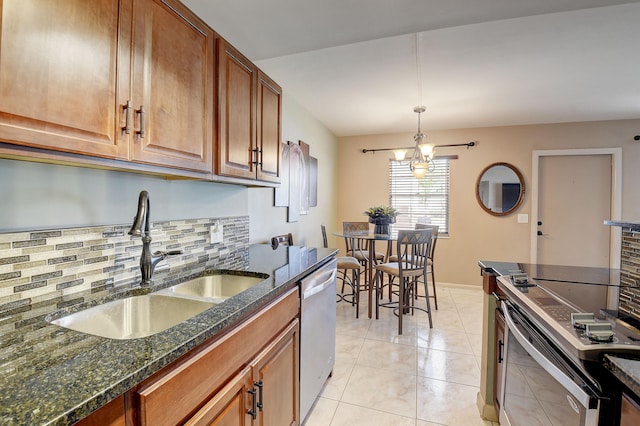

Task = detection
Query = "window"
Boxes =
[388,158,450,234]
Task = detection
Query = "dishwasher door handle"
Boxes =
[302,268,337,299]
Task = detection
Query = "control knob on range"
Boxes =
[585,322,614,342]
[571,313,614,342]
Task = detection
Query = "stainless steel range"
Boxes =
[480,261,640,426]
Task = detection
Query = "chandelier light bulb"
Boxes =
[419,143,434,158]
[411,163,428,179]
[393,149,408,161]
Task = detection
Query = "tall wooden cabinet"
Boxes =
[216,37,281,183]
[0,0,213,173]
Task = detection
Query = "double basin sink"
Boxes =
[49,273,268,340]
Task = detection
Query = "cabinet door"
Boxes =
[0,0,129,159]
[494,308,505,411]
[256,71,281,183]
[216,37,257,180]
[74,394,125,426]
[185,367,253,426]
[129,0,214,172]
[252,320,299,426]
[621,392,640,426]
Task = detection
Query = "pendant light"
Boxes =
[408,106,435,178]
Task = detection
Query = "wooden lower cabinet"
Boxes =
[134,287,299,426]
[186,321,298,426]
[251,321,298,426]
[74,395,126,426]
[185,366,254,426]
[621,392,640,426]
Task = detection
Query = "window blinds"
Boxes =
[388,158,450,234]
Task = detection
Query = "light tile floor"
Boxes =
[304,284,499,426]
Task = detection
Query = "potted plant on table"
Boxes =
[364,205,399,235]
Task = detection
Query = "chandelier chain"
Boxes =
[415,32,422,107]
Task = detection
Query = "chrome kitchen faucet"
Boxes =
[128,190,182,285]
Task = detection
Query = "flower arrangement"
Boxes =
[364,205,399,220]
[364,205,398,234]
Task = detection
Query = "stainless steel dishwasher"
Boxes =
[300,258,337,423]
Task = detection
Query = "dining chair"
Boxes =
[321,225,362,316]
[374,228,433,334]
[416,224,439,310]
[341,222,385,264]
[387,224,439,310]
[271,233,293,249]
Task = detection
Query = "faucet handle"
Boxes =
[153,250,183,258]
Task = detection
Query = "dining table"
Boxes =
[333,229,398,318]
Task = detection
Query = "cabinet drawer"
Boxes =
[136,287,299,426]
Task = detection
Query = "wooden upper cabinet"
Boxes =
[256,72,281,183]
[216,37,281,182]
[0,0,129,159]
[128,0,214,172]
[216,38,257,180]
[0,0,213,174]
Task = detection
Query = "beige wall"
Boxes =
[337,119,640,286]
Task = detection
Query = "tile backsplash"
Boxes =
[619,228,640,319]
[0,216,249,314]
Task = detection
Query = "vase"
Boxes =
[369,216,395,235]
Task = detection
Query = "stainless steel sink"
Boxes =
[50,294,216,340]
[162,274,266,302]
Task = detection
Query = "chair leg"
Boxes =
[430,264,438,310]
[398,277,407,335]
[354,269,360,319]
[423,274,433,329]
[374,270,381,319]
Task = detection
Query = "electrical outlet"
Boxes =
[210,221,223,243]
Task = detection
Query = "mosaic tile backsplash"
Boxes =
[619,228,640,321]
[0,216,249,314]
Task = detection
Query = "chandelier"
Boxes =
[392,106,435,178]
[360,33,476,172]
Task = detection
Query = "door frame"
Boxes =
[530,148,622,269]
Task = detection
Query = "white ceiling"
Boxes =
[183,0,640,137]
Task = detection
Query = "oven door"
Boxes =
[500,300,602,426]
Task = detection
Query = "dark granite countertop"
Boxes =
[604,355,640,397]
[478,260,619,286]
[0,244,337,425]
[604,220,640,230]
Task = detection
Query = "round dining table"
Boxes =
[333,230,397,318]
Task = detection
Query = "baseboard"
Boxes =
[437,281,483,290]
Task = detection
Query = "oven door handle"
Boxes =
[501,301,597,409]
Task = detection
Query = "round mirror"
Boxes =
[476,162,525,216]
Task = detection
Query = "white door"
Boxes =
[532,149,621,268]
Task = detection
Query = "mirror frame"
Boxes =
[475,162,526,217]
